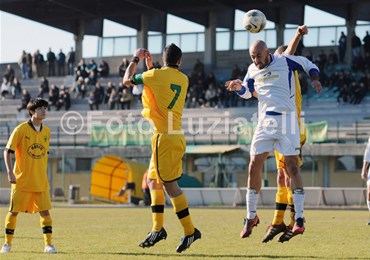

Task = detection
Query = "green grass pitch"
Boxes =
[0,206,369,259]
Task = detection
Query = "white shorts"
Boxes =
[251,113,300,156]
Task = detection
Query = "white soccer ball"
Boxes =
[243,9,267,33]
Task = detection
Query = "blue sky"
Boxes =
[0,6,348,63]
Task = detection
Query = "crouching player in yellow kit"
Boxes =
[1,98,57,254]
[123,44,201,253]
[262,25,321,243]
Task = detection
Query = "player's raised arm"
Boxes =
[122,48,146,87]
[275,25,308,55]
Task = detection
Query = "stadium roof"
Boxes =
[1,0,369,36]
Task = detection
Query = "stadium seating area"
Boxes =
[1,70,370,147]
[1,71,368,196]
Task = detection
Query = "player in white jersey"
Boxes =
[361,137,370,225]
[225,40,322,239]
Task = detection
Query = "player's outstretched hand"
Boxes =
[312,79,322,93]
[225,79,243,92]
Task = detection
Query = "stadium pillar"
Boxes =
[345,3,358,65]
[322,156,330,187]
[74,19,85,63]
[204,11,217,73]
[275,23,284,49]
[137,14,149,71]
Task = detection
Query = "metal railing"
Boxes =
[98,24,370,57]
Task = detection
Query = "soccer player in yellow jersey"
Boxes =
[262,25,321,243]
[1,98,57,254]
[123,44,201,253]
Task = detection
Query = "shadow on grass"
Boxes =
[112,252,323,258]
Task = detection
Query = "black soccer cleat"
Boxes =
[176,228,201,253]
[262,222,287,243]
[139,227,167,248]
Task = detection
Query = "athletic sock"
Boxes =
[170,193,194,236]
[367,200,370,212]
[272,186,288,225]
[150,189,165,232]
[247,189,259,219]
[5,213,17,245]
[293,188,305,220]
[40,215,53,246]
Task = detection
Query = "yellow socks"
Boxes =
[40,215,53,246]
[150,189,165,232]
[170,193,194,236]
[272,186,288,225]
[4,213,17,245]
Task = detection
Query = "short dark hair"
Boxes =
[163,43,182,66]
[27,98,48,116]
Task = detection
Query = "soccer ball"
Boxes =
[243,9,266,33]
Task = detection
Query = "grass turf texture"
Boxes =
[0,206,369,259]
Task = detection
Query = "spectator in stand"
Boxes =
[120,87,133,110]
[186,86,198,108]
[118,58,129,77]
[364,53,370,72]
[104,82,115,105]
[38,76,49,98]
[93,82,104,109]
[88,91,98,110]
[46,48,56,77]
[3,64,15,83]
[108,88,119,110]
[18,50,29,80]
[206,72,216,86]
[98,60,109,78]
[75,59,87,81]
[33,50,45,78]
[315,49,327,71]
[11,77,22,99]
[67,47,75,76]
[27,52,33,79]
[56,49,66,76]
[352,33,362,59]
[1,76,10,100]
[86,59,98,83]
[74,76,87,99]
[229,64,243,107]
[336,83,349,104]
[48,84,59,110]
[204,83,218,108]
[56,86,71,111]
[363,31,370,56]
[338,31,347,63]
[17,89,31,112]
[193,58,205,79]
[87,71,97,89]
[327,49,338,65]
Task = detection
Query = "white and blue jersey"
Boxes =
[238,54,319,117]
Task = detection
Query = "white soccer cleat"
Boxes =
[44,244,57,253]
[1,243,11,253]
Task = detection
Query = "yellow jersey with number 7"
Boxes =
[133,66,188,133]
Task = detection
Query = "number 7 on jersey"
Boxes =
[167,84,181,109]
